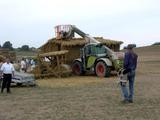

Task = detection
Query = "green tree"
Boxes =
[152,42,160,45]
[21,45,30,51]
[2,41,13,50]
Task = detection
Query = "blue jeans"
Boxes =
[121,70,136,101]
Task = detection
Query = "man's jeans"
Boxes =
[121,70,136,101]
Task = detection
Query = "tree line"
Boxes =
[0,41,36,51]
[152,42,160,46]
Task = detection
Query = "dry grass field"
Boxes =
[0,45,160,120]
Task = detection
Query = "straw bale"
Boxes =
[40,37,123,49]
[0,55,4,62]
[39,50,68,57]
[13,63,20,71]
[52,38,122,47]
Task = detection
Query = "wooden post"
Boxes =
[56,55,60,71]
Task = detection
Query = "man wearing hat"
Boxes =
[121,44,138,103]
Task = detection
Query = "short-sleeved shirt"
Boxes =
[20,60,26,69]
[0,62,15,74]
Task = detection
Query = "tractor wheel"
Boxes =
[72,61,85,75]
[95,61,111,77]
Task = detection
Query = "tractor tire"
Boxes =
[95,61,111,77]
[72,61,85,75]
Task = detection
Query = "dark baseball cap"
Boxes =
[124,44,136,49]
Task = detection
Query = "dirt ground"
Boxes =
[0,45,160,120]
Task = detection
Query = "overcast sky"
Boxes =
[0,0,160,48]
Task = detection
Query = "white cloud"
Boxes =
[0,0,157,22]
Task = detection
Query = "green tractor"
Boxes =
[72,43,123,77]
[55,25,124,77]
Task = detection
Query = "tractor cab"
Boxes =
[80,43,108,70]
[83,43,107,57]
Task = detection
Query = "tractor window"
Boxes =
[90,46,97,55]
[96,46,106,54]
[85,45,107,57]
[85,46,91,55]
[85,45,96,56]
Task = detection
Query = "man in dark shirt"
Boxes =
[121,44,138,103]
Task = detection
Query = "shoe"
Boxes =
[128,100,133,103]
[7,91,11,94]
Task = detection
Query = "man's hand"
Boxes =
[12,71,15,78]
[0,72,2,78]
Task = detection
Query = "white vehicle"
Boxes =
[12,71,35,86]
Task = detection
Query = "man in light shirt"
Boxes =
[0,58,15,93]
[20,58,27,72]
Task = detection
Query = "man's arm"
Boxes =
[0,64,4,77]
[0,71,2,78]
[124,52,129,69]
[12,71,15,77]
[11,64,15,77]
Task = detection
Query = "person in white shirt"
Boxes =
[30,59,36,71]
[20,58,27,72]
[0,58,15,93]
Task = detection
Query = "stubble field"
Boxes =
[0,45,160,120]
